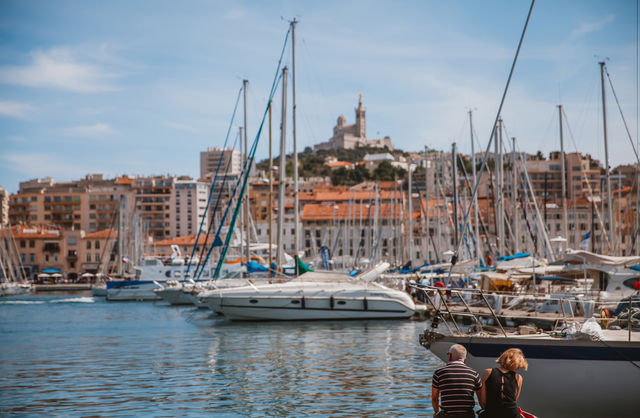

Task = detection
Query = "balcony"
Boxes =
[43,243,61,252]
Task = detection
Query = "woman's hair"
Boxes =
[496,348,528,371]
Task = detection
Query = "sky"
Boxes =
[0,0,638,193]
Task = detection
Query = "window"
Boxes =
[29,254,35,262]
[45,254,50,262]
[95,240,100,249]
[87,241,92,249]
[86,253,91,262]
[29,240,35,248]
[20,240,25,248]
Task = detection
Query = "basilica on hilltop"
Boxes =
[314,93,394,151]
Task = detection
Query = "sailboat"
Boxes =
[0,226,34,297]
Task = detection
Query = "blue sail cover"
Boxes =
[497,252,530,261]
[247,260,268,273]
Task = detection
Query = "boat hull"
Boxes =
[202,282,415,321]
[106,281,161,301]
[155,287,196,306]
[424,333,640,418]
[207,297,414,320]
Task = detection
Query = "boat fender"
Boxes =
[601,308,611,329]
[330,295,335,309]
[363,297,368,311]
[301,296,306,309]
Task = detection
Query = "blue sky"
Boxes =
[0,0,638,193]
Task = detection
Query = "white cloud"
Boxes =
[6,135,28,143]
[0,100,35,118]
[0,48,117,93]
[166,122,198,133]
[223,8,246,21]
[63,123,116,137]
[572,14,615,37]
[1,152,91,179]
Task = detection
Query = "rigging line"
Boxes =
[201,85,278,280]
[604,66,640,163]
[193,130,242,279]
[213,53,290,278]
[207,29,291,279]
[561,106,611,252]
[186,85,244,278]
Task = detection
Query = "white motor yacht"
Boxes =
[199,263,416,320]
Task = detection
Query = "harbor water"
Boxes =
[0,292,442,416]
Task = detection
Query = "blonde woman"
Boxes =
[478,348,528,418]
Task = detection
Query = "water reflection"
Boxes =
[1,294,442,416]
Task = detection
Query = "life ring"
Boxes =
[434,281,445,288]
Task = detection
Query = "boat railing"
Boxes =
[409,284,630,338]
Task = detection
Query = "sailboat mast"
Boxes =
[497,119,505,256]
[452,142,458,249]
[239,126,244,264]
[268,103,273,278]
[290,18,300,273]
[469,111,481,261]
[600,61,615,253]
[242,79,250,268]
[424,146,430,263]
[512,137,520,253]
[276,67,288,271]
[558,105,568,247]
[408,166,413,263]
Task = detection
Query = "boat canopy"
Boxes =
[563,250,640,266]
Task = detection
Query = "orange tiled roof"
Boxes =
[114,176,134,185]
[155,234,215,246]
[4,225,60,239]
[84,229,118,239]
[301,202,418,221]
[324,161,354,168]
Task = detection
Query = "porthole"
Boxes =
[337,301,346,305]
[291,300,301,304]
[249,299,258,304]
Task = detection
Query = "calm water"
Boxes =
[0,292,443,417]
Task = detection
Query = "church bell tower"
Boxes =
[355,92,366,138]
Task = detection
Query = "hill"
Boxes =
[255,146,410,185]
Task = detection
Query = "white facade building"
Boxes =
[172,179,209,238]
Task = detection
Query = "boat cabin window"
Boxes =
[202,270,209,278]
[174,271,182,278]
[599,271,609,291]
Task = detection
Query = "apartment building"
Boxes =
[172,178,209,238]
[8,175,135,233]
[200,147,243,178]
[133,176,173,241]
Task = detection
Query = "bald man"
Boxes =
[431,344,482,417]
